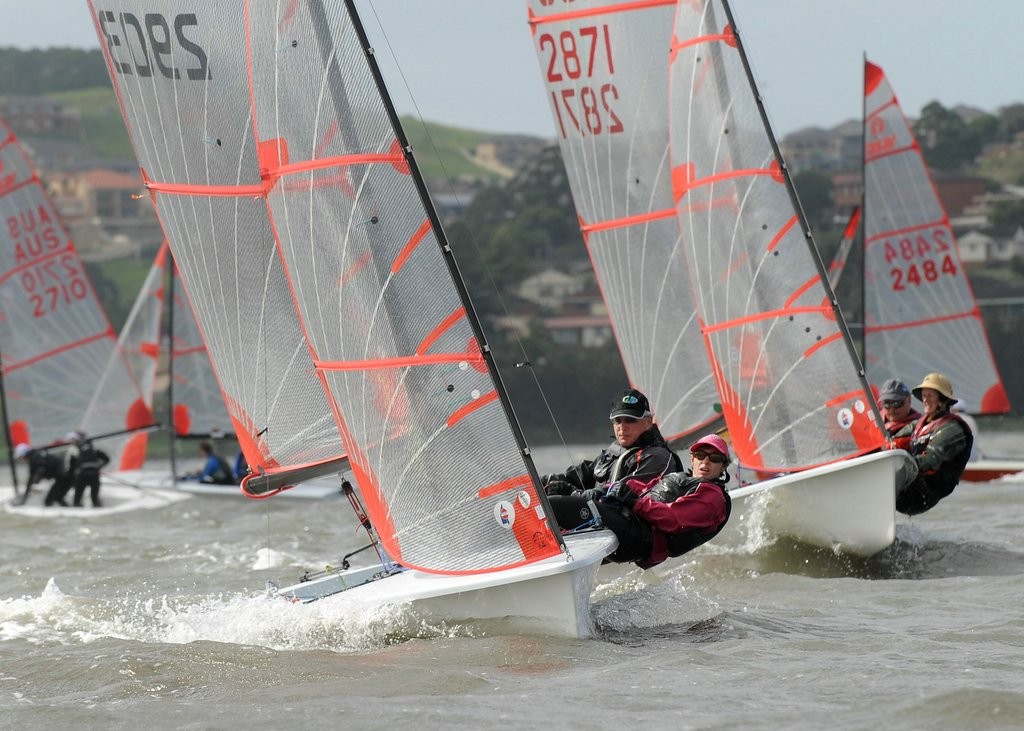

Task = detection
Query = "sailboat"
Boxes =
[662,0,914,556]
[109,242,340,497]
[89,0,616,636]
[859,59,1021,483]
[527,0,912,557]
[0,116,189,513]
[526,0,720,446]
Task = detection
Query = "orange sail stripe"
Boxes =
[784,273,821,308]
[2,328,115,374]
[825,389,870,409]
[669,26,735,61]
[700,304,830,335]
[478,474,532,500]
[803,331,842,359]
[766,215,798,253]
[392,219,432,275]
[864,140,916,165]
[316,351,484,372]
[416,307,466,355]
[528,0,673,27]
[864,219,949,246]
[864,309,981,334]
[0,241,76,286]
[579,207,675,234]
[672,164,780,201]
[448,390,498,428]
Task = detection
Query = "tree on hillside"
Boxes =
[0,48,109,94]
[914,102,984,171]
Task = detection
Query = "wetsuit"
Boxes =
[16,450,71,507]
[68,439,110,507]
[895,410,973,515]
[542,424,682,495]
[549,471,731,569]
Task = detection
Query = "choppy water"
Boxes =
[2,437,1024,730]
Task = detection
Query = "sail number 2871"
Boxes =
[539,25,623,139]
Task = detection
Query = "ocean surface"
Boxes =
[2,434,1023,730]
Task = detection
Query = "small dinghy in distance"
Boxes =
[89,0,617,637]
[3,483,190,518]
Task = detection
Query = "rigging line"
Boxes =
[359,0,579,463]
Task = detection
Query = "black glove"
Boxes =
[544,479,575,496]
[579,487,605,503]
[603,481,638,510]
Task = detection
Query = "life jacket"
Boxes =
[646,473,733,558]
[75,440,107,477]
[884,408,920,451]
[909,411,973,491]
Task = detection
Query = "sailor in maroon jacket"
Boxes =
[549,434,731,568]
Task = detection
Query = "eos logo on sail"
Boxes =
[96,11,211,81]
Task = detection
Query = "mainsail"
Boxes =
[527,0,719,442]
[862,60,1010,414]
[667,0,886,472]
[0,116,151,467]
[91,0,563,573]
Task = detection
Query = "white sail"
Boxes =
[862,60,1010,414]
[527,0,720,442]
[667,0,886,472]
[90,0,565,574]
[113,241,233,451]
[0,116,150,466]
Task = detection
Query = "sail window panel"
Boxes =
[153,193,344,470]
[322,365,544,573]
[98,3,261,187]
[248,2,396,168]
[529,0,719,442]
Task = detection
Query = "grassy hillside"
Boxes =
[47,86,508,183]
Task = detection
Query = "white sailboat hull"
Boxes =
[715,450,915,557]
[3,483,191,517]
[106,470,344,499]
[272,530,619,638]
[961,459,1024,483]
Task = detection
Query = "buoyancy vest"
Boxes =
[75,440,107,477]
[885,409,921,450]
[645,473,732,557]
[909,412,973,490]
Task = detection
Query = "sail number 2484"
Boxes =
[881,228,959,291]
[538,25,623,139]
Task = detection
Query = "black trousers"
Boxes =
[548,495,653,564]
[73,473,102,507]
[896,476,956,516]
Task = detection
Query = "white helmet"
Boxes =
[13,443,31,459]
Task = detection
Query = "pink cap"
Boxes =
[689,434,731,462]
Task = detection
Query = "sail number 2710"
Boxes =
[539,25,623,139]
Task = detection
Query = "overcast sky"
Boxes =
[3,1,1020,138]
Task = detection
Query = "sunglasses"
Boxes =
[691,450,727,464]
[882,399,907,408]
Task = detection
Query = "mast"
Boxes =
[339,0,563,541]
[859,52,868,362]
[719,0,887,434]
[0,352,19,490]
[165,253,178,483]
